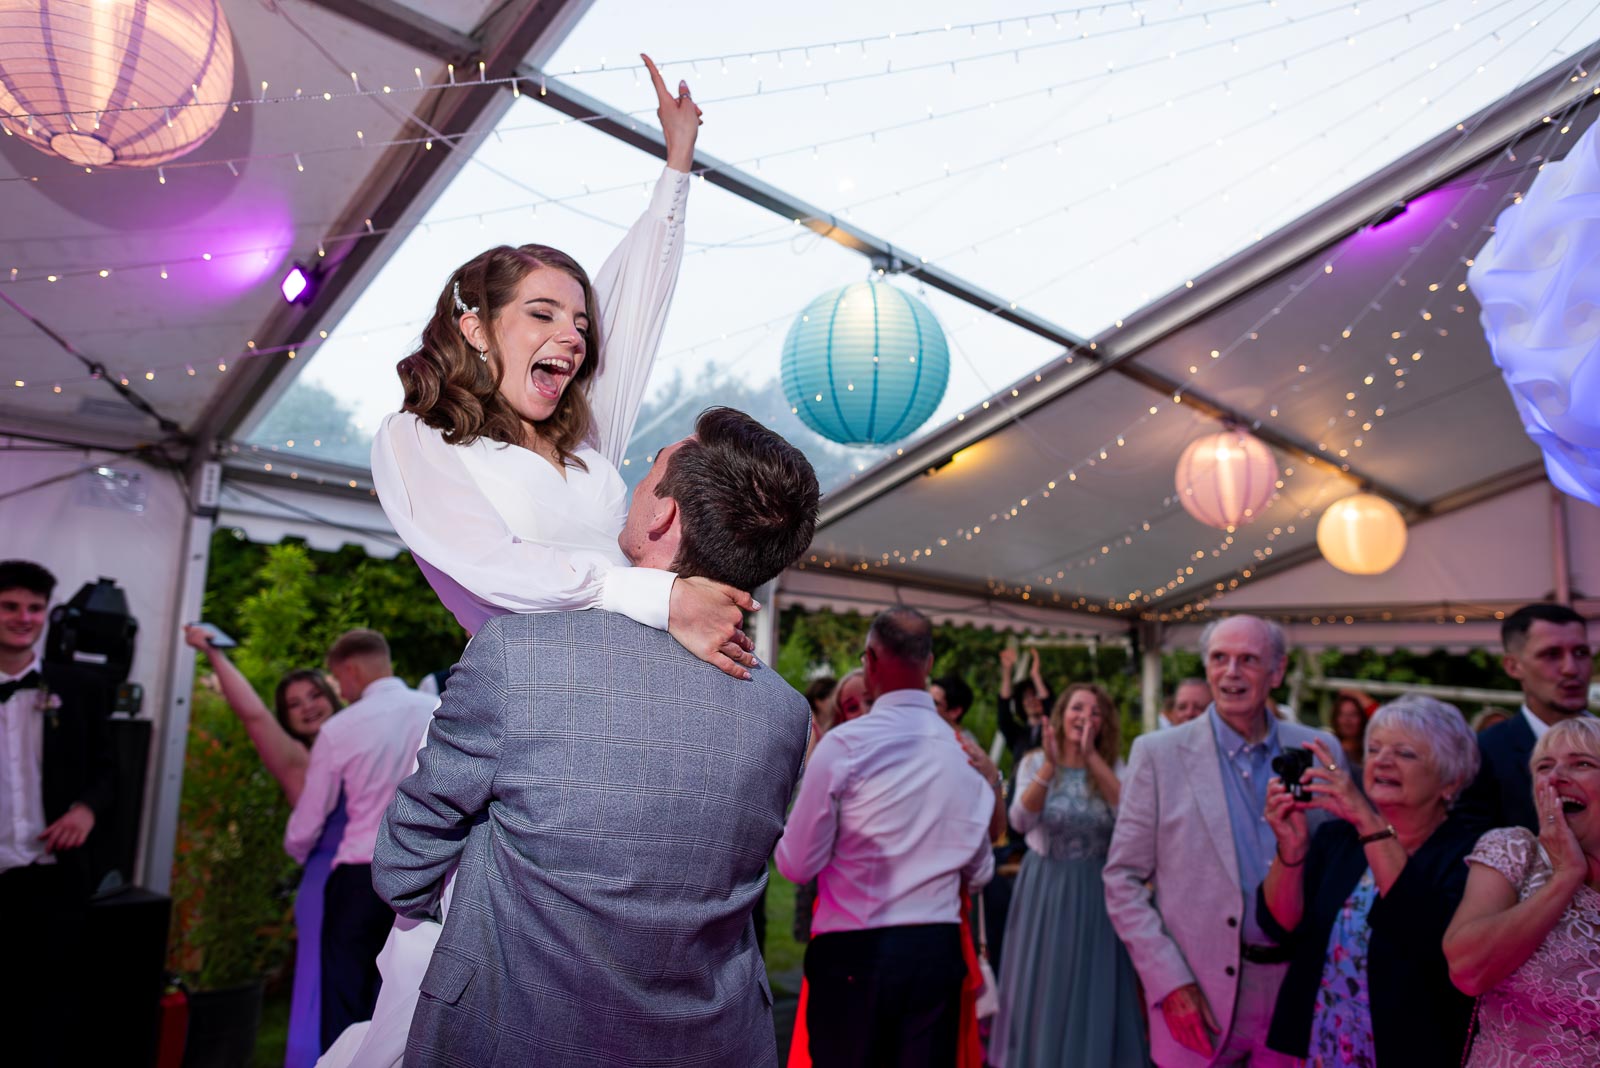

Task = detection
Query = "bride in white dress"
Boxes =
[320,57,748,1068]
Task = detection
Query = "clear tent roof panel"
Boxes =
[245,95,1064,486]
[548,0,1600,336]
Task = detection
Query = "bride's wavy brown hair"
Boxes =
[397,244,603,470]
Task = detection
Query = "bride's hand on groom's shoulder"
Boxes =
[670,577,757,680]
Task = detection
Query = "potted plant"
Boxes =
[169,685,298,1068]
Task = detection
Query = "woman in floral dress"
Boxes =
[1445,716,1600,1066]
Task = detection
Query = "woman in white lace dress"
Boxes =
[1444,716,1600,1066]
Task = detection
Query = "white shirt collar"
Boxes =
[0,654,42,685]
[866,688,939,718]
[1523,703,1596,740]
[353,675,407,701]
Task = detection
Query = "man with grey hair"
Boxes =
[1104,614,1346,1068]
[776,607,995,1067]
[1162,677,1213,729]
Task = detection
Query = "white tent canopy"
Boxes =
[2,0,1597,892]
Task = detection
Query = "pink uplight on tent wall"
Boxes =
[0,0,235,168]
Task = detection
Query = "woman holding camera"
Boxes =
[1259,695,1480,1067]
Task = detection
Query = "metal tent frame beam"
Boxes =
[194,0,594,446]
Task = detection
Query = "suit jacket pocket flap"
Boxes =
[419,952,477,1006]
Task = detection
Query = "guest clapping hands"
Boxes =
[1259,697,1481,1067]
[991,685,1147,1067]
[1444,717,1600,1066]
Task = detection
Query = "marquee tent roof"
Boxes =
[4,0,1596,646]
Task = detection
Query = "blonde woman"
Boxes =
[1445,716,1600,1065]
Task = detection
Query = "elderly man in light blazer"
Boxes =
[1103,615,1346,1067]
[372,409,820,1067]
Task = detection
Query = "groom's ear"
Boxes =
[648,492,679,539]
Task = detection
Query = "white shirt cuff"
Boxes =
[601,566,675,632]
[651,166,692,220]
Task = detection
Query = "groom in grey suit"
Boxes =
[1104,615,1345,1068]
[372,408,820,1067]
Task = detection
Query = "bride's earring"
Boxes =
[478,348,488,363]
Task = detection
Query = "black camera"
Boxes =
[1271,747,1316,802]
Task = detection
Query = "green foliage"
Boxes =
[773,608,1149,767]
[168,687,299,989]
[762,863,803,994]
[170,532,468,989]
[201,530,467,685]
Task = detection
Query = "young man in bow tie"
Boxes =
[0,559,117,1066]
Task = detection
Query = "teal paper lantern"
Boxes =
[780,280,950,446]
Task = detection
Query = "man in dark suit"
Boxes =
[0,559,117,1066]
[1458,603,1594,831]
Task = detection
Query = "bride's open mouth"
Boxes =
[1558,793,1588,815]
[530,356,573,401]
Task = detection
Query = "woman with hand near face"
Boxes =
[1259,696,1480,1067]
[989,684,1148,1068]
[1444,717,1600,1066]
[184,625,345,1068]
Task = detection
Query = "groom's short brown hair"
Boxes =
[655,407,819,592]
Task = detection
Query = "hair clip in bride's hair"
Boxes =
[453,280,479,316]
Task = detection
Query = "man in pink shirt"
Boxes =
[776,607,994,1067]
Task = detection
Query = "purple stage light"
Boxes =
[1368,202,1408,230]
[281,263,313,304]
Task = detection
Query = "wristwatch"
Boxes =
[1357,824,1397,846]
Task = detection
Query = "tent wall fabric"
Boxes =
[1213,482,1600,619]
[780,567,1132,642]
[0,441,192,880]
[217,477,405,560]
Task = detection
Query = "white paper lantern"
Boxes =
[1468,116,1600,507]
[1317,493,1407,575]
[0,0,235,168]
[1174,428,1279,530]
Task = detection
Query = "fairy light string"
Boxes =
[799,49,1594,610]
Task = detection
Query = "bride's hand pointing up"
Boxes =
[642,53,701,173]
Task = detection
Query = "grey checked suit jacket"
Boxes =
[372,611,811,1067]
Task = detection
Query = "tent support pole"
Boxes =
[753,579,780,672]
[1139,621,1163,735]
[1552,487,1573,606]
[141,457,218,892]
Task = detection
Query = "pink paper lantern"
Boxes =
[0,0,235,168]
[1174,428,1279,531]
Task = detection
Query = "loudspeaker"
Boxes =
[92,717,153,894]
[46,576,138,686]
[82,888,172,1068]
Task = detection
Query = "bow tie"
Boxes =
[0,670,43,704]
